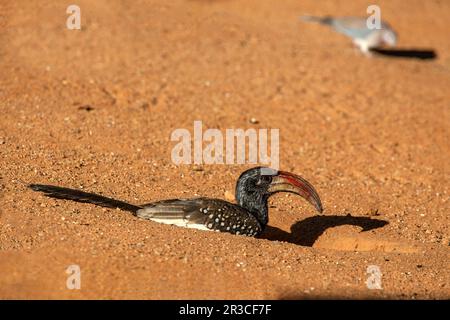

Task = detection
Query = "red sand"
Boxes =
[0,0,449,299]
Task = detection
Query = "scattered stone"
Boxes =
[249,117,259,124]
[78,104,94,111]
[132,100,149,110]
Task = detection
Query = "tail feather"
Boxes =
[28,184,141,213]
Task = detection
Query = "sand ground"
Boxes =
[0,0,449,299]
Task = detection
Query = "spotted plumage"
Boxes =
[136,198,262,236]
[29,167,323,237]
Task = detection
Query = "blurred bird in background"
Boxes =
[300,15,397,54]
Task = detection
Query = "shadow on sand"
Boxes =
[371,48,437,60]
[260,214,389,246]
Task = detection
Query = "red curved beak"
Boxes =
[267,171,323,213]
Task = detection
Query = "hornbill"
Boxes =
[29,167,323,237]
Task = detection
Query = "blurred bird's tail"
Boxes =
[29,184,141,213]
[300,15,333,25]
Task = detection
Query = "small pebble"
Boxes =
[78,105,94,111]
[249,117,259,124]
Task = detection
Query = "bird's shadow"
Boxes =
[259,215,388,247]
[371,48,437,60]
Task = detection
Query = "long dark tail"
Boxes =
[28,184,141,214]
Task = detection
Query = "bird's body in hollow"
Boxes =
[139,198,263,236]
[29,167,323,237]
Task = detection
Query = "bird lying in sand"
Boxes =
[29,167,323,237]
[300,15,397,54]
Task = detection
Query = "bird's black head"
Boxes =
[235,167,323,226]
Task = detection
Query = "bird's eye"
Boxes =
[256,175,272,186]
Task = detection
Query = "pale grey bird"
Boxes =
[301,15,397,54]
